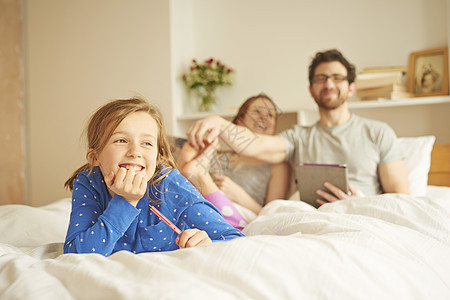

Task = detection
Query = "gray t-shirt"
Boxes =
[279,114,403,195]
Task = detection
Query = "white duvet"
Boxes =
[0,188,450,300]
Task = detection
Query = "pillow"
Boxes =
[398,136,436,196]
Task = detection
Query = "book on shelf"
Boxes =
[361,66,407,74]
[357,90,413,101]
[357,86,413,100]
[356,82,412,100]
[355,71,404,90]
[390,90,414,99]
[355,65,410,100]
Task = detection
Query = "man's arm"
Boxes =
[187,115,287,164]
[378,160,410,194]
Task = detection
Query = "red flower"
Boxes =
[183,57,233,89]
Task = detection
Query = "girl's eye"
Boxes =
[114,138,127,143]
[143,141,153,147]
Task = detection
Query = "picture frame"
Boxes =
[408,47,449,97]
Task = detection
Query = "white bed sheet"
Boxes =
[0,189,449,299]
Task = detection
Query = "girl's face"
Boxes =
[422,73,434,89]
[93,111,159,185]
[237,98,277,135]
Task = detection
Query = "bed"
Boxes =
[0,137,449,299]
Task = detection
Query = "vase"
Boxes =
[197,85,217,112]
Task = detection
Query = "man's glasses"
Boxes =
[313,74,348,84]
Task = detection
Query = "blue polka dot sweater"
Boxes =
[64,166,244,256]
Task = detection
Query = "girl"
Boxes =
[64,97,243,256]
[178,94,291,230]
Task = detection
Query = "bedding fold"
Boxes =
[0,193,449,299]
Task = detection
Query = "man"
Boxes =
[187,49,409,205]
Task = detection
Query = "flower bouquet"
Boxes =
[182,58,234,111]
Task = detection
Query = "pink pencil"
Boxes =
[148,204,182,235]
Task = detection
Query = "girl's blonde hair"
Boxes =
[64,97,176,191]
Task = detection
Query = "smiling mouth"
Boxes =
[321,87,339,96]
[255,122,267,130]
[119,164,144,171]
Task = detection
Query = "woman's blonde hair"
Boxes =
[64,97,176,191]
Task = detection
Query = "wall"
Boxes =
[297,101,450,142]
[25,0,172,206]
[21,0,450,206]
[169,0,195,135]
[0,0,24,205]
[177,0,448,114]
[172,0,450,144]
[351,103,450,141]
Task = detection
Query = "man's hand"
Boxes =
[105,167,148,206]
[187,116,228,150]
[316,182,361,206]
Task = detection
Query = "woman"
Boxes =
[178,93,291,230]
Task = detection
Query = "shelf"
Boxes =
[177,110,235,121]
[177,95,450,121]
[177,107,300,121]
[348,95,450,109]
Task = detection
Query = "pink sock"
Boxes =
[205,191,247,230]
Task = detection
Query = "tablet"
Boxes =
[295,163,349,208]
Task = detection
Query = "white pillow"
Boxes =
[398,136,436,196]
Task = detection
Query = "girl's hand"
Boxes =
[212,174,246,203]
[176,229,212,248]
[105,167,148,206]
